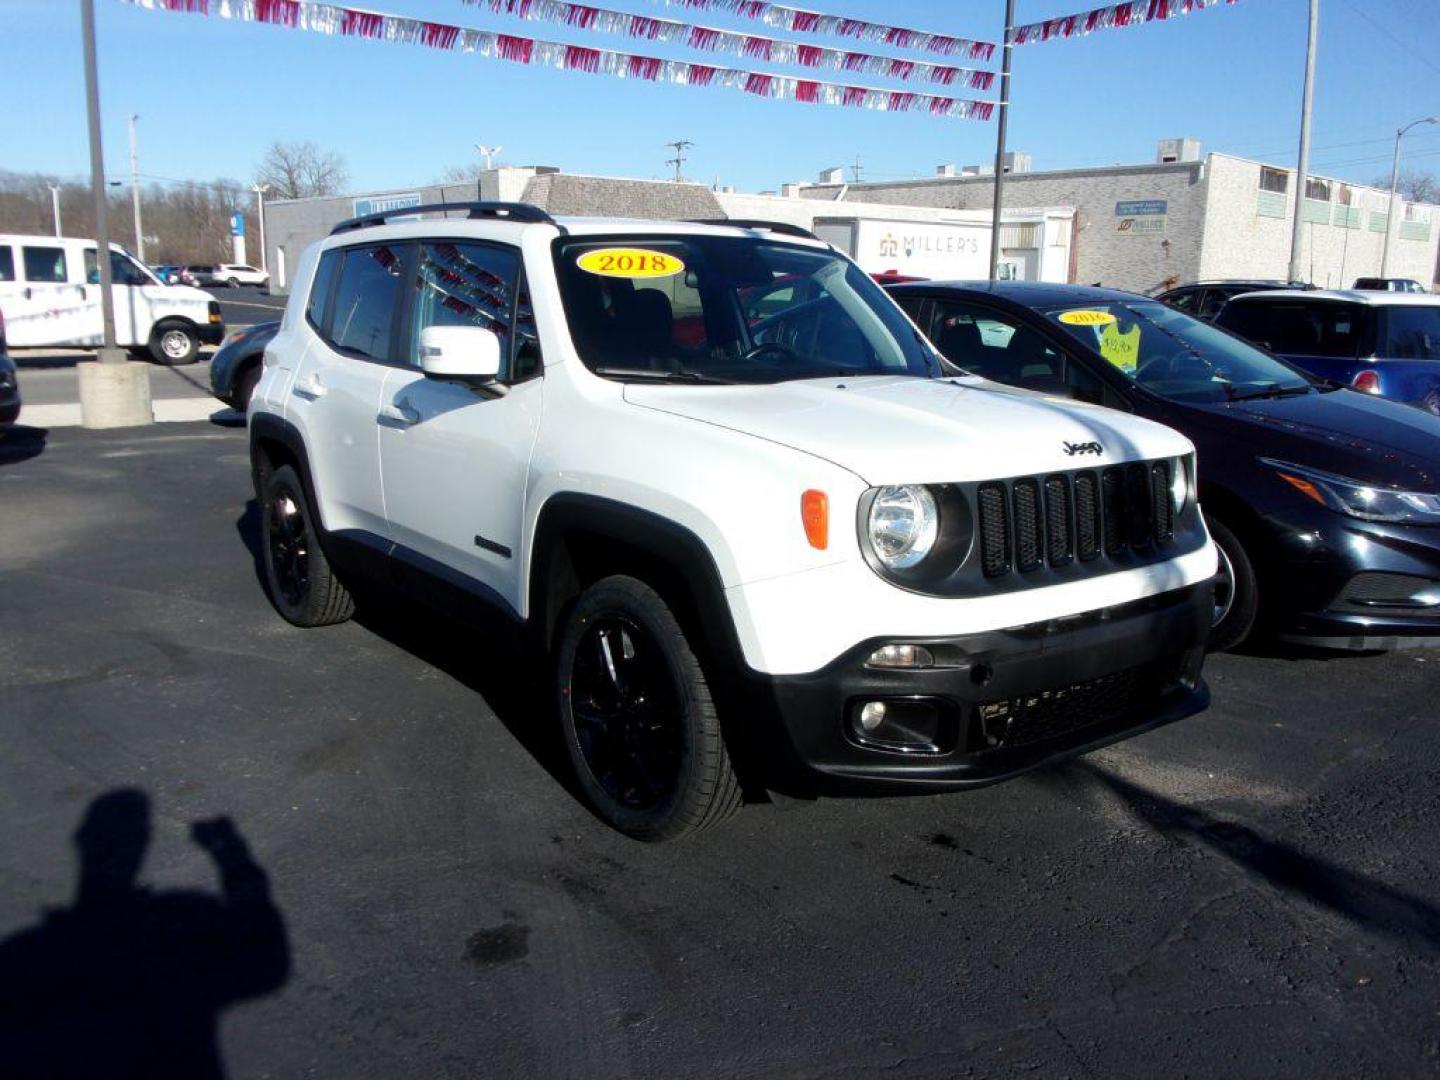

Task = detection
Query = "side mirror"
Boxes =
[419,325,503,386]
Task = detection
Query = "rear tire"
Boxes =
[260,464,353,627]
[1206,515,1258,652]
[149,321,199,366]
[226,277,240,289]
[556,575,742,841]
[1421,390,1440,417]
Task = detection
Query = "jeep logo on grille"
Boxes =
[1063,441,1104,457]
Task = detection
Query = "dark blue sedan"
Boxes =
[1216,290,1440,416]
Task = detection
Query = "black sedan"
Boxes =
[208,321,278,412]
[887,281,1440,652]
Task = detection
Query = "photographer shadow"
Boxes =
[0,790,290,1079]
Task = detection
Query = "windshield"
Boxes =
[553,235,936,383]
[1045,299,1312,403]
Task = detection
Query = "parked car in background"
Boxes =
[0,235,224,364]
[1353,277,1428,294]
[150,264,180,285]
[209,319,278,411]
[0,311,19,424]
[214,263,269,290]
[1156,280,1312,321]
[1215,290,1440,415]
[186,265,219,287]
[887,280,1440,652]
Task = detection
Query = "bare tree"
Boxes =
[255,140,349,200]
[436,162,486,184]
[1373,168,1439,205]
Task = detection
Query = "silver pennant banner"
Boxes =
[119,0,994,119]
[464,0,995,89]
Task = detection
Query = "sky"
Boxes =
[1,0,1437,199]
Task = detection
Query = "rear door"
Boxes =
[5,242,87,347]
[377,239,544,611]
[291,242,407,538]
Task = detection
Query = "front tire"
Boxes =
[1421,389,1440,417]
[226,277,240,289]
[260,464,353,627]
[556,575,742,841]
[149,321,199,365]
[1207,514,1258,652]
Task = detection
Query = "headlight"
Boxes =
[1170,455,1193,517]
[867,485,939,569]
[1262,459,1440,524]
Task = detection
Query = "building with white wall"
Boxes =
[795,141,1439,293]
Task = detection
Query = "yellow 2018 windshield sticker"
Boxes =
[1058,309,1117,327]
[577,248,685,279]
[1100,322,1141,373]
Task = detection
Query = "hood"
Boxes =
[624,375,1192,485]
[1183,389,1440,491]
[147,283,215,308]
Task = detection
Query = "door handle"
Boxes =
[22,287,31,301]
[293,374,327,399]
[378,399,420,426]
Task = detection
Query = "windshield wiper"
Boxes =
[1225,383,1312,402]
[593,367,736,385]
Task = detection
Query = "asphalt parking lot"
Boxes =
[2,420,1438,1078]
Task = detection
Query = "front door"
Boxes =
[82,247,152,347]
[378,240,544,612]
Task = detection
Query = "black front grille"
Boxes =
[978,662,1171,750]
[977,460,1173,579]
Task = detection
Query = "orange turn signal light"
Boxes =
[801,489,829,550]
[1277,472,1326,507]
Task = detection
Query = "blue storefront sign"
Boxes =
[1115,200,1168,217]
[230,212,245,237]
[353,193,423,218]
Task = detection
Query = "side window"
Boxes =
[329,245,404,361]
[83,249,150,287]
[1165,289,1199,314]
[513,269,543,381]
[928,300,1060,385]
[306,250,340,333]
[1198,289,1231,321]
[22,246,67,284]
[0,247,14,282]
[408,241,519,374]
[893,294,927,324]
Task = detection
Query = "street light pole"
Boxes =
[78,0,152,427]
[1287,0,1318,284]
[988,0,1016,282]
[1382,117,1440,277]
[253,183,270,275]
[49,184,62,237]
[129,113,145,263]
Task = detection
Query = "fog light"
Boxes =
[859,701,888,732]
[865,644,935,669]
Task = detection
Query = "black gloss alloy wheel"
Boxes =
[267,487,310,610]
[1212,540,1236,629]
[557,575,741,840]
[568,615,683,812]
[258,463,353,628]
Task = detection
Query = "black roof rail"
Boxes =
[689,218,819,241]
[330,201,559,236]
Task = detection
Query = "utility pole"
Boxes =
[49,184,62,237]
[128,113,145,263]
[664,139,693,182]
[78,0,152,427]
[988,0,1017,282]
[1287,0,1318,284]
[253,183,270,274]
[850,155,864,184]
[1382,117,1440,277]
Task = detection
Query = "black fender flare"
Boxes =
[248,413,326,530]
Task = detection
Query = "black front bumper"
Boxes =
[751,581,1211,796]
[199,322,227,346]
[1256,506,1440,649]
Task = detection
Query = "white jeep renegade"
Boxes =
[248,203,1217,841]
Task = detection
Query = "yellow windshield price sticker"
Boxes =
[577,248,685,279]
[1100,323,1141,373]
[1058,309,1118,327]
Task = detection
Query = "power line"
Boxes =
[1337,0,1440,75]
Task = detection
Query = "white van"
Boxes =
[0,235,225,364]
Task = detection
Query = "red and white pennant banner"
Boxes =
[1011,0,1239,45]
[655,0,995,60]
[121,0,996,120]
[463,1,995,90]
